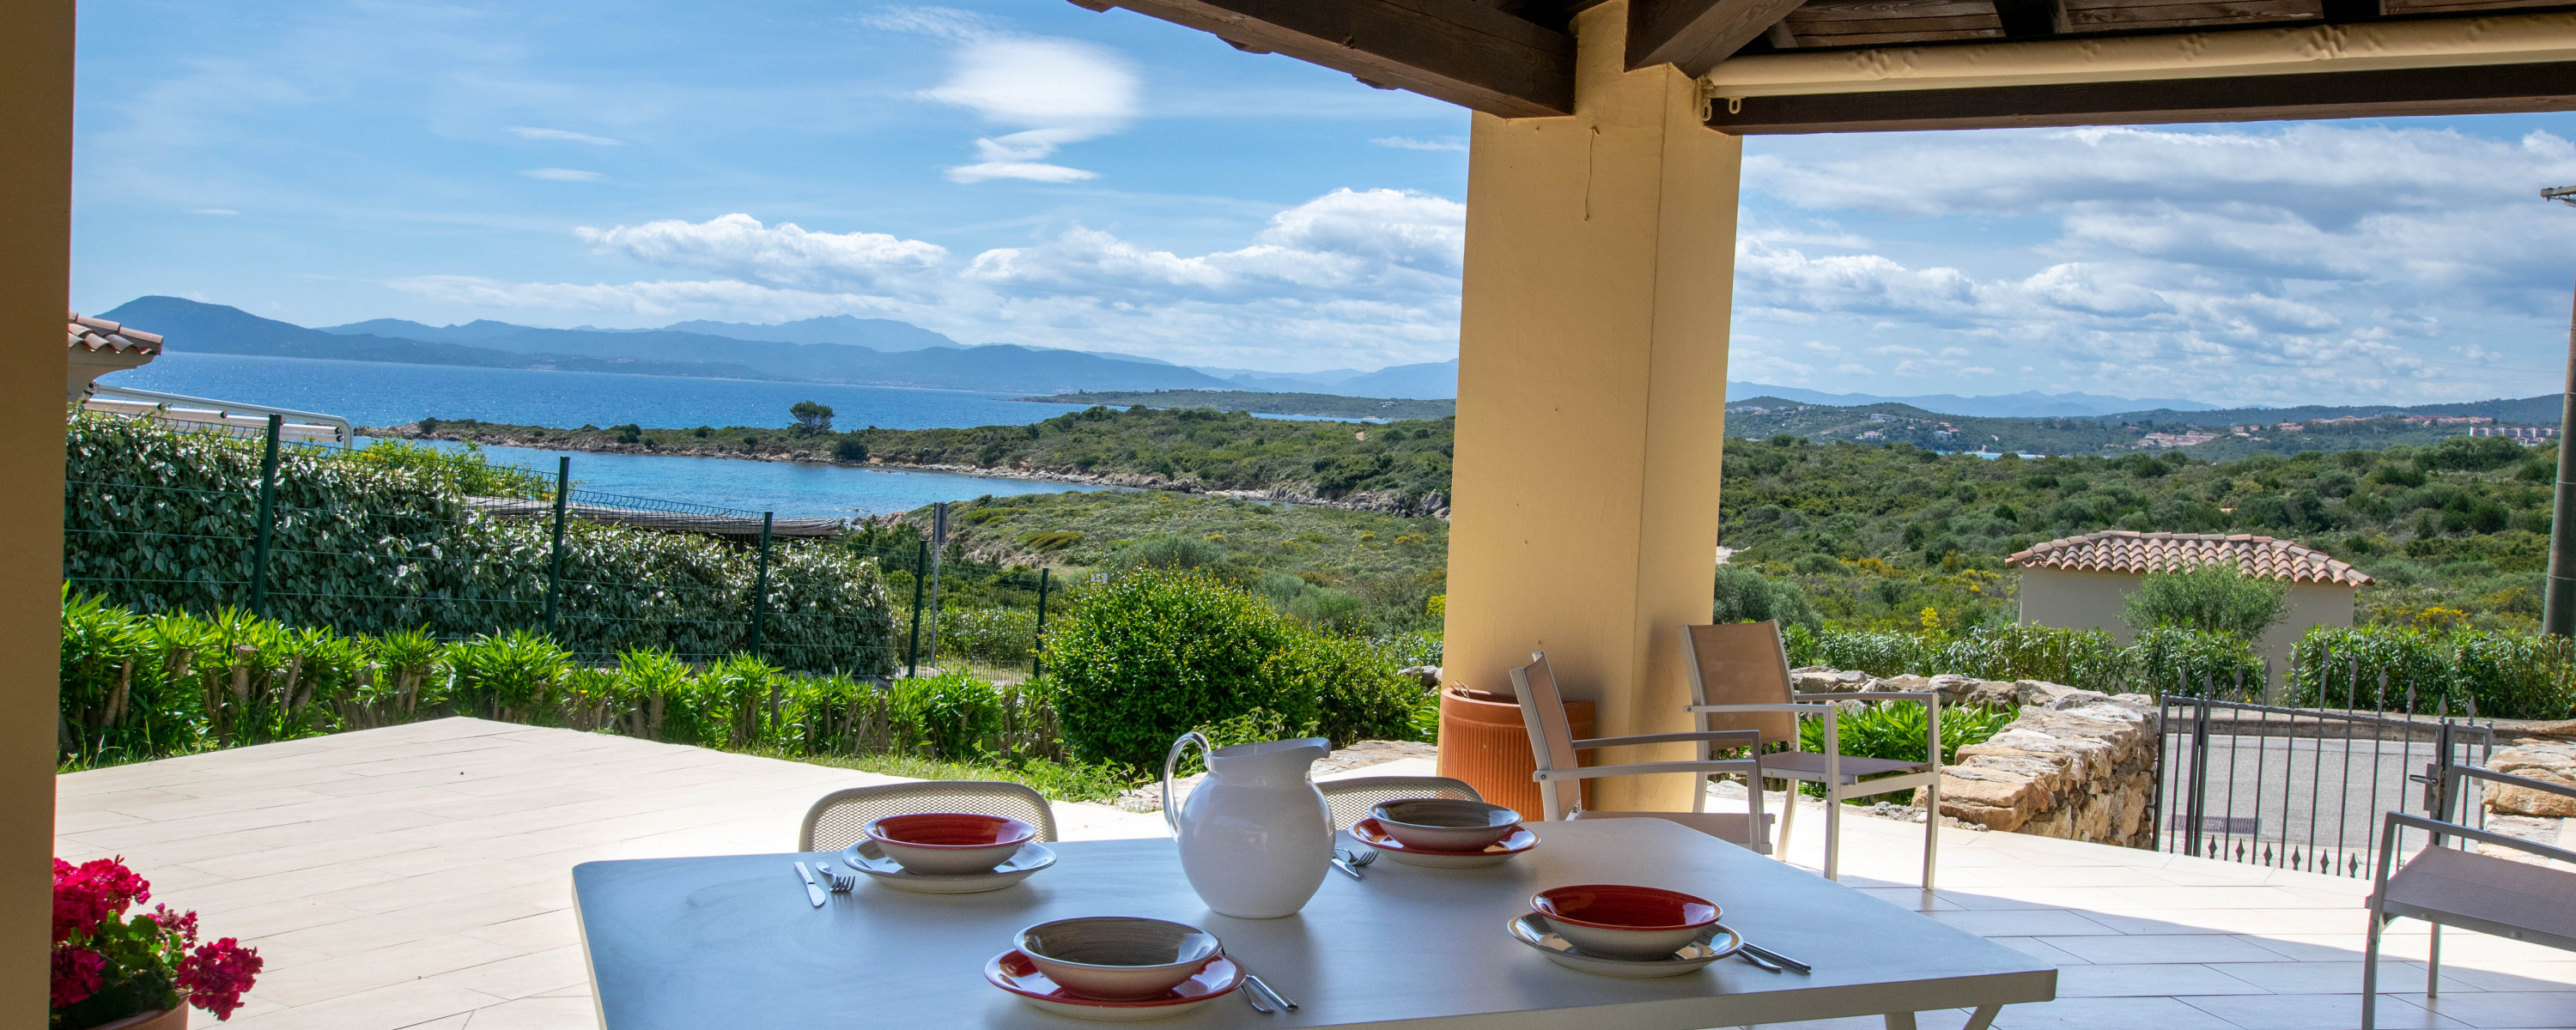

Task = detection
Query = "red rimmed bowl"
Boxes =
[1531,884,1721,960]
[1015,917,1222,1001]
[866,813,1036,876]
[1368,798,1523,851]
[986,949,1242,1021]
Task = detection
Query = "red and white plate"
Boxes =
[1350,817,1537,869]
[984,950,1243,1021]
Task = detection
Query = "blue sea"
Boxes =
[95,353,1124,518]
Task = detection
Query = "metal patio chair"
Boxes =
[1507,651,1772,851]
[2362,763,2576,1030]
[1682,621,1941,888]
[1317,774,1487,833]
[798,780,1060,852]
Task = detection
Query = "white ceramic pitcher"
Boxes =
[1162,732,1333,919]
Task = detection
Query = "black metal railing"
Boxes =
[2152,664,2494,878]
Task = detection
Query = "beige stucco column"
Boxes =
[2,0,73,1020]
[1438,0,1740,812]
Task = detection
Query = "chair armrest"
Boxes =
[1573,730,1760,749]
[2382,810,2576,868]
[2451,766,2576,802]
[1686,703,1839,714]
[1534,759,1761,783]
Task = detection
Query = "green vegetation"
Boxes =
[1785,622,2268,698]
[1040,567,1431,769]
[2290,625,2576,719]
[1717,433,2555,632]
[2123,565,2290,639]
[1723,395,2556,459]
[1016,391,1456,421]
[1798,702,2020,802]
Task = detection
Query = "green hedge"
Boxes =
[58,591,1027,766]
[1040,567,1433,768]
[2289,625,2575,719]
[64,414,894,673]
[1783,621,2266,697]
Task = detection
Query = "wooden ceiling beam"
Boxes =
[1625,0,1816,74]
[1704,59,2576,131]
[1081,0,1577,117]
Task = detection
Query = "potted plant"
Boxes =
[52,857,262,1029]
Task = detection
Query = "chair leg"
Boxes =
[1921,777,1941,894]
[1881,1011,1917,1030]
[1775,778,1798,860]
[2361,912,2384,1030]
[1824,785,1843,881]
[2427,923,2441,998]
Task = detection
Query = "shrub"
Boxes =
[1039,567,1312,767]
[1267,633,1428,746]
[890,669,1005,759]
[1713,565,1821,630]
[2123,625,2268,699]
[2291,624,2575,718]
[1797,702,2018,801]
[2123,563,2289,639]
[834,435,868,463]
[441,629,570,721]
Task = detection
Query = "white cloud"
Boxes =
[521,167,603,182]
[574,213,947,294]
[1371,136,1466,152]
[508,126,622,145]
[876,12,1140,185]
[387,188,1467,371]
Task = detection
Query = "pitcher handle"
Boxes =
[1162,731,1213,834]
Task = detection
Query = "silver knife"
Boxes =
[1329,857,1364,881]
[793,861,828,907]
[1741,942,1810,973]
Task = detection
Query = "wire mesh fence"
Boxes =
[63,413,1060,677]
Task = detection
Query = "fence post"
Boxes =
[544,456,570,636]
[905,539,927,677]
[927,502,947,669]
[2184,694,2211,858]
[246,414,284,617]
[749,512,774,659]
[1031,567,1051,677]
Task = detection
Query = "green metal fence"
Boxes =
[61,414,1054,677]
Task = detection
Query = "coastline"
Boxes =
[360,423,1449,518]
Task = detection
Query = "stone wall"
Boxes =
[1793,667,2162,848]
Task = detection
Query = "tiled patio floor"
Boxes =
[52,720,2576,1029]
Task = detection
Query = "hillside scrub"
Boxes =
[64,413,896,672]
[2123,564,2290,639]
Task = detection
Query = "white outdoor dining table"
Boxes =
[572,817,2054,1029]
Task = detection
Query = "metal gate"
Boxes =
[2152,692,2494,878]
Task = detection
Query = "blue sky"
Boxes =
[70,0,2576,406]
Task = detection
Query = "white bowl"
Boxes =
[1531,884,1721,960]
[865,813,1034,876]
[1015,917,1222,1001]
[1368,799,1524,851]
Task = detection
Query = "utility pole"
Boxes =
[2539,185,2576,636]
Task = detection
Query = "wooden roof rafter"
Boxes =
[1072,0,2576,130]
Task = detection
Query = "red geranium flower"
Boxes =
[177,938,264,1021]
[51,946,104,1009]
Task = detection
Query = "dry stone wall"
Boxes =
[1792,667,2162,848]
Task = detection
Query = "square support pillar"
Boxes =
[1438,0,1740,813]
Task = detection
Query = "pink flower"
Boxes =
[52,857,150,942]
[177,937,262,1021]
[51,946,104,1008]
[147,904,200,944]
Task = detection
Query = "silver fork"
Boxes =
[813,862,857,893]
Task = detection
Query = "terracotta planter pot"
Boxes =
[1433,687,1592,820]
[84,1007,186,1030]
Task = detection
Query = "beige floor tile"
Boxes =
[1984,936,2093,966]
[1928,909,2124,938]
[2184,991,2470,1029]
[2055,962,2268,997]
[249,932,528,1007]
[2430,961,2576,992]
[2043,933,2293,965]
[2206,960,2480,995]
[212,978,505,1030]
[2414,991,2576,1028]
[455,995,596,1029]
[1990,995,2244,1029]
[428,945,592,1001]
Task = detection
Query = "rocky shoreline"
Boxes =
[361,422,1449,518]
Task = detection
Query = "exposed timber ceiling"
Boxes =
[1069,0,2576,131]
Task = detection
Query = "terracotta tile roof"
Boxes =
[68,312,163,355]
[2006,530,2372,586]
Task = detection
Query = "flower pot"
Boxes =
[1433,687,1592,820]
[83,1007,186,1030]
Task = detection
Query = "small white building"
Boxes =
[2007,530,2372,685]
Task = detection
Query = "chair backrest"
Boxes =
[1680,621,1798,748]
[1507,651,1586,821]
[799,780,1059,851]
[1316,775,1487,832]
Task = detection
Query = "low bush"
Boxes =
[1796,701,2019,802]
[2290,624,2576,719]
[1783,621,2263,697]
[1041,567,1433,768]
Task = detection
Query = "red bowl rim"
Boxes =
[867,813,1037,850]
[987,950,1238,1007]
[1531,884,1720,930]
[1350,817,1537,856]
